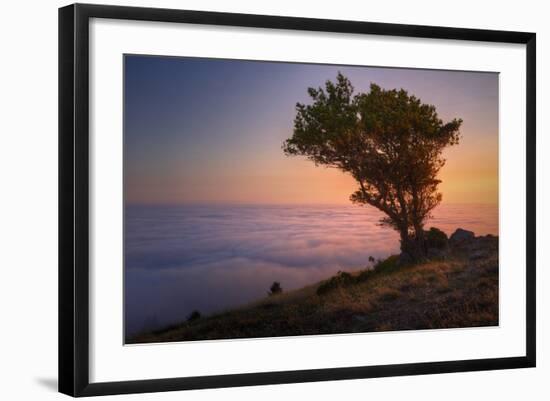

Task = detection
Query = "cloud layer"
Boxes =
[124,203,498,336]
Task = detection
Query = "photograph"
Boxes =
[123,55,499,344]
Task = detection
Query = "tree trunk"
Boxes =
[413,223,427,257]
[399,227,427,264]
[399,228,414,262]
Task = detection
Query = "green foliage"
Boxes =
[356,269,376,283]
[283,73,462,261]
[316,271,354,296]
[315,278,337,296]
[317,256,400,296]
[424,227,448,249]
[268,281,283,296]
[338,271,354,282]
[373,254,401,273]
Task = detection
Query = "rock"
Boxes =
[449,228,475,245]
[425,227,449,249]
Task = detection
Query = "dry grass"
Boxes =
[129,237,498,344]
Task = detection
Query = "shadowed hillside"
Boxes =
[128,230,498,344]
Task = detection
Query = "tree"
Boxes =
[283,73,462,262]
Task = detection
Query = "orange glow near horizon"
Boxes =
[126,125,498,206]
[126,140,498,206]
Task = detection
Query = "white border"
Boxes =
[89,18,526,383]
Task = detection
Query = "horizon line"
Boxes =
[125,201,499,207]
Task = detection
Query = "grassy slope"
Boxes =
[129,236,498,344]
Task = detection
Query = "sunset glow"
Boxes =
[124,56,498,206]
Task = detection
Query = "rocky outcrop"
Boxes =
[449,228,475,245]
[422,228,498,262]
[397,228,497,264]
[448,229,498,261]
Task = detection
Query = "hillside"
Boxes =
[128,230,498,344]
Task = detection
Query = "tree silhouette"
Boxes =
[283,73,462,261]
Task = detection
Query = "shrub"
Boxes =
[373,255,400,274]
[356,268,376,283]
[268,281,283,296]
[316,271,354,296]
[425,227,448,249]
[336,271,354,284]
[316,255,400,296]
[316,278,339,296]
[187,310,201,322]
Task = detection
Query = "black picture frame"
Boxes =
[59,3,536,397]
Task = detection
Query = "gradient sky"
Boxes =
[124,55,498,205]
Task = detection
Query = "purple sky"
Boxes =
[124,55,499,205]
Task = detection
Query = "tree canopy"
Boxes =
[283,73,462,261]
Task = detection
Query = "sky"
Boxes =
[124,55,499,205]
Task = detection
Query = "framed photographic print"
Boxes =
[58,3,536,397]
